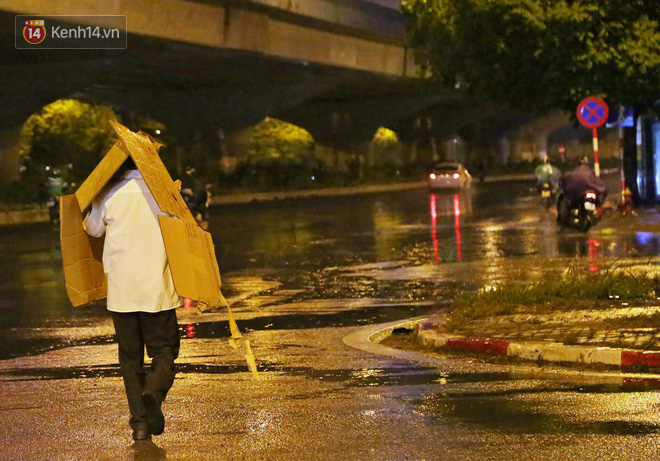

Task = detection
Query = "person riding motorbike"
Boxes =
[556,156,607,220]
[46,168,68,226]
[534,156,561,192]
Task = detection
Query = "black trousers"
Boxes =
[111,309,180,432]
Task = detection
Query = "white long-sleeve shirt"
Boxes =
[83,170,181,313]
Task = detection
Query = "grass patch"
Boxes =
[447,263,660,330]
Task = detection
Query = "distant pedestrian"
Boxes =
[83,158,181,441]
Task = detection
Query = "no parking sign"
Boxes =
[577,97,609,177]
[577,97,609,129]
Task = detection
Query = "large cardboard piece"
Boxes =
[60,194,107,306]
[75,142,129,212]
[60,121,226,308]
[158,215,227,307]
[110,121,194,222]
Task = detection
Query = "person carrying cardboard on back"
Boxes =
[83,157,181,441]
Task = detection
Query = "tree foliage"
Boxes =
[233,117,321,190]
[402,0,660,111]
[19,99,118,186]
[248,117,314,160]
[372,127,402,166]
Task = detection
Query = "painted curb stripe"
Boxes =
[423,331,660,368]
[621,350,660,367]
[419,319,660,369]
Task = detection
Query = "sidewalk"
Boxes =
[411,307,660,370]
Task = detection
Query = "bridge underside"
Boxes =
[1,10,528,154]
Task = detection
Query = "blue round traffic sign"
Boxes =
[577,97,609,128]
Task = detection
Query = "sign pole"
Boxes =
[592,127,600,177]
[618,105,625,200]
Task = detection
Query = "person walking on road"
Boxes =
[83,158,182,441]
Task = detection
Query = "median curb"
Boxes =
[0,208,49,226]
[417,320,660,369]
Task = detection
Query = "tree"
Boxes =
[402,0,660,112]
[233,117,321,190]
[248,117,314,160]
[372,127,402,166]
[19,99,118,189]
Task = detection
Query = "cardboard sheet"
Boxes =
[110,121,195,222]
[60,194,107,307]
[75,142,129,212]
[158,215,227,308]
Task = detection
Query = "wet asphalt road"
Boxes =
[4,177,660,459]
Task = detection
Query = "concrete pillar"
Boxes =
[498,137,510,164]
[0,127,22,182]
[535,131,548,159]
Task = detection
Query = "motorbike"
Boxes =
[539,182,555,209]
[181,187,204,225]
[47,195,60,227]
[556,190,602,232]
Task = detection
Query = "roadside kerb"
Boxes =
[211,180,427,205]
[346,318,660,386]
[367,318,426,344]
[417,321,660,369]
[0,208,49,226]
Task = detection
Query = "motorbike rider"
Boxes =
[556,156,607,217]
[535,156,561,191]
[46,168,68,226]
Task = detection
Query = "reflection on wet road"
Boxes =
[5,178,660,457]
[1,178,659,356]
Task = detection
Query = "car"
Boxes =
[427,162,472,189]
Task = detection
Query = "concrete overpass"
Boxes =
[3,0,412,73]
[0,0,418,131]
[0,0,538,176]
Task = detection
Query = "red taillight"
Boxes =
[585,192,597,200]
[452,173,461,179]
[430,173,437,180]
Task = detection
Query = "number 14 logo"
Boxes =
[23,20,46,45]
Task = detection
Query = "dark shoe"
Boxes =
[142,392,165,436]
[132,428,151,441]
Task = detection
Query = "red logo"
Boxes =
[23,19,46,44]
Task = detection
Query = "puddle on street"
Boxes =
[0,364,123,381]
[417,383,660,436]
[0,335,115,361]
[0,301,430,361]
[0,361,258,381]
[192,304,433,337]
[263,364,445,388]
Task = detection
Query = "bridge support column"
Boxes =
[0,127,22,182]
